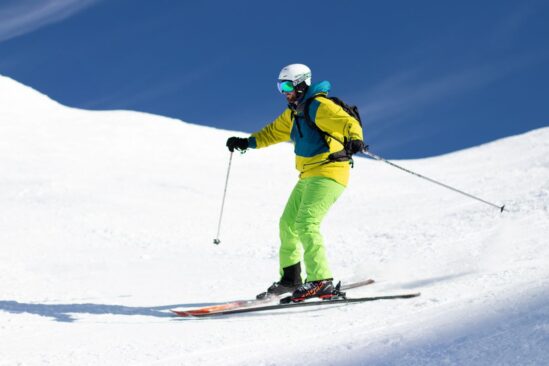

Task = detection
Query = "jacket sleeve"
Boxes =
[314,97,363,142]
[249,108,293,149]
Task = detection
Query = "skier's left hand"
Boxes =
[345,139,366,155]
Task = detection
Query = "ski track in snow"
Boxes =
[1,74,548,365]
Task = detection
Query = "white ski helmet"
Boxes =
[278,64,312,86]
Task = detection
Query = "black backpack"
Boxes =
[302,94,362,150]
[308,95,362,125]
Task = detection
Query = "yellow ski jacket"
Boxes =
[248,81,363,186]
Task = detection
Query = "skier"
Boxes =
[226,64,364,301]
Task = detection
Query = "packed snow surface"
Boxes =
[1,75,548,365]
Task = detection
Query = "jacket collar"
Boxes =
[289,81,331,116]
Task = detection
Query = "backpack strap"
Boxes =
[303,94,346,148]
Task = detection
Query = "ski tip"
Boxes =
[340,278,375,290]
[354,278,375,285]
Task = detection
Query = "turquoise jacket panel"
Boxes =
[290,81,331,157]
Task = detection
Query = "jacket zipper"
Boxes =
[295,117,304,138]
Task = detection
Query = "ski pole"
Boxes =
[213,151,234,245]
[361,150,507,213]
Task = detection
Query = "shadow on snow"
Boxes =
[0,300,221,322]
[0,273,475,322]
[339,287,549,366]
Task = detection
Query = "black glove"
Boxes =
[226,137,249,152]
[345,139,366,155]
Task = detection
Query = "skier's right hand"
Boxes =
[226,137,249,152]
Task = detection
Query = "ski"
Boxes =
[171,278,374,317]
[172,292,420,318]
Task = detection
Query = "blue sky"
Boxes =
[1,0,548,158]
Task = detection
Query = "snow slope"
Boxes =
[1,74,548,365]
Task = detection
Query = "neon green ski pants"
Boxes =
[279,176,345,282]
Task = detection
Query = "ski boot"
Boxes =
[256,281,300,300]
[256,262,302,300]
[289,279,336,302]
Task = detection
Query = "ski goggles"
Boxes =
[277,80,295,94]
